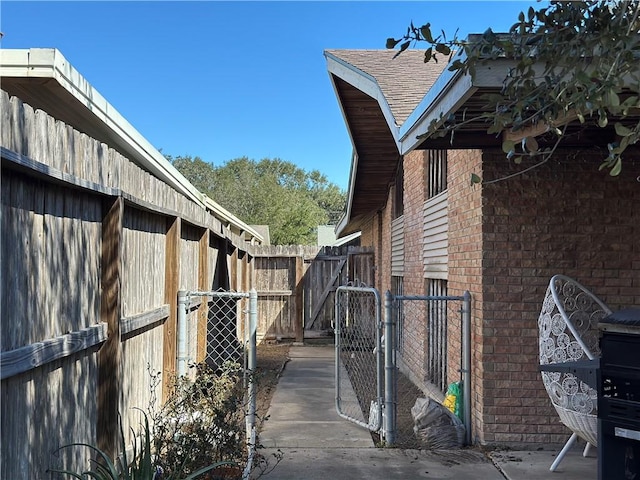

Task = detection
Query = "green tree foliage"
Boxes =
[168,155,346,245]
[387,0,640,181]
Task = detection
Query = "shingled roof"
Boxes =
[325,49,447,126]
[325,49,451,235]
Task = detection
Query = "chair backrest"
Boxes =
[542,274,612,362]
[538,275,612,416]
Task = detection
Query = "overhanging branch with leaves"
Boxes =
[388,0,640,182]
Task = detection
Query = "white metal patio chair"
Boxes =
[538,274,612,472]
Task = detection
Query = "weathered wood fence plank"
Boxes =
[0,323,107,380]
[306,257,347,330]
[1,89,264,478]
[252,245,373,339]
[120,305,170,337]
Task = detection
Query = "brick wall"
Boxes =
[355,198,391,294]
[446,149,486,442]
[477,149,640,445]
[403,150,427,294]
[359,216,374,248]
[379,188,393,296]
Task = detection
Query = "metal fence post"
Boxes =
[247,289,257,430]
[384,290,395,446]
[243,289,258,480]
[334,287,342,416]
[177,290,189,377]
[462,290,472,445]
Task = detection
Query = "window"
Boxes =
[426,278,448,391]
[427,150,447,198]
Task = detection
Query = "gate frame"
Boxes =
[386,290,472,446]
[334,285,384,434]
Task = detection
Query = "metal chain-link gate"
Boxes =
[177,289,257,479]
[334,285,384,434]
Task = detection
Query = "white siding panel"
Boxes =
[391,215,404,277]
[423,191,448,279]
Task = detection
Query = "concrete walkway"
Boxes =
[259,345,372,449]
[256,345,597,480]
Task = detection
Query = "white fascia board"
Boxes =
[203,196,263,243]
[1,48,205,207]
[325,52,401,150]
[398,54,522,155]
[332,231,361,246]
[399,73,477,155]
[398,50,473,154]
[325,70,355,238]
[326,70,358,160]
[335,149,358,238]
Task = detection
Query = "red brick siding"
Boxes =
[478,149,640,445]
[446,149,486,442]
[399,151,429,380]
[379,187,393,296]
[403,151,427,294]
[356,198,392,294]
[359,216,374,247]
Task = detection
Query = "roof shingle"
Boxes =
[326,49,448,125]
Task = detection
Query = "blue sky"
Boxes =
[1,1,532,190]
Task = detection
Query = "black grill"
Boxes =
[598,309,640,480]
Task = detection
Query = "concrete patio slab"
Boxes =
[257,447,506,480]
[491,444,597,480]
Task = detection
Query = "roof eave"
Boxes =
[325,51,401,235]
[399,55,540,153]
[325,51,401,148]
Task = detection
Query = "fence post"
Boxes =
[247,289,257,431]
[334,287,342,416]
[384,290,395,446]
[243,289,258,480]
[462,290,472,445]
[177,290,188,377]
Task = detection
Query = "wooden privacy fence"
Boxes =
[0,87,374,478]
[253,245,375,341]
[0,90,257,478]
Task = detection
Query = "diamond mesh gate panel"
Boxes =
[335,286,382,432]
[182,291,249,372]
[205,294,245,371]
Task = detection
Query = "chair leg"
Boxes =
[583,442,593,457]
[550,433,578,472]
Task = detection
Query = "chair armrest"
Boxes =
[539,358,600,388]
